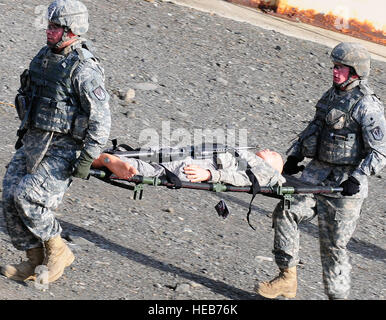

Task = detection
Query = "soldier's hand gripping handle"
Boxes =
[72,150,94,180]
[339,176,360,196]
[283,156,305,175]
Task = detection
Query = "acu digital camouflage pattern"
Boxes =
[288,80,386,198]
[115,149,285,187]
[330,42,371,78]
[47,0,89,35]
[2,38,110,251]
[274,60,386,298]
[272,194,363,299]
[2,146,72,250]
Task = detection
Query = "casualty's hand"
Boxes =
[183,165,211,182]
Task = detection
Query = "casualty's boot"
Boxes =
[1,247,44,281]
[255,266,297,299]
[43,235,75,283]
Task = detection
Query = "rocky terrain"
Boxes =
[0,0,384,301]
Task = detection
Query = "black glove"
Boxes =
[72,151,94,179]
[339,176,360,196]
[283,156,305,175]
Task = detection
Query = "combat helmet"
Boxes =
[330,42,371,79]
[47,0,88,36]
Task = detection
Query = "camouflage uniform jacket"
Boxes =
[116,149,285,188]
[288,80,386,198]
[21,38,111,173]
[208,150,285,187]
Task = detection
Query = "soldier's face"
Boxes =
[333,63,351,84]
[46,22,64,47]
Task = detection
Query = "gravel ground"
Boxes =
[0,0,385,301]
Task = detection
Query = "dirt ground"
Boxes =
[0,0,384,302]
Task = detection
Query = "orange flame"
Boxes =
[226,0,386,46]
[277,6,385,45]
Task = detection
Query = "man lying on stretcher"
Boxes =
[92,148,285,188]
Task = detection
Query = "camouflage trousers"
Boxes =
[272,194,363,299]
[2,147,73,251]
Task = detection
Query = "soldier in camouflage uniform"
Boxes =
[1,0,111,283]
[92,148,285,187]
[255,42,386,300]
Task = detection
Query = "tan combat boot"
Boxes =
[255,266,297,299]
[43,235,75,283]
[1,247,45,281]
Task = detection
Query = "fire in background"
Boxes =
[226,0,385,46]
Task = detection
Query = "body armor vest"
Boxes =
[317,86,368,165]
[27,44,94,139]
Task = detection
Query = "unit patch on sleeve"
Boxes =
[370,126,384,141]
[93,86,106,101]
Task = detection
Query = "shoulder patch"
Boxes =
[370,126,384,141]
[93,86,106,101]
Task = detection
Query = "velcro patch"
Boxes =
[93,86,106,101]
[370,126,384,141]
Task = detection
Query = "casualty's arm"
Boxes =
[208,150,285,187]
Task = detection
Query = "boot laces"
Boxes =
[268,271,286,286]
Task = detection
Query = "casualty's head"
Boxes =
[46,0,88,49]
[256,149,284,173]
[330,42,371,89]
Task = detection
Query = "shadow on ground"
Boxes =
[59,219,262,300]
[212,193,386,263]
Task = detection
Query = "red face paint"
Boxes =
[333,64,351,84]
[46,22,64,47]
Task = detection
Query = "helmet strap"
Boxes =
[52,27,79,52]
[334,67,359,90]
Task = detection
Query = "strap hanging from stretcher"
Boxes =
[159,164,182,189]
[245,169,261,230]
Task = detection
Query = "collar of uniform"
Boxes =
[61,37,87,56]
[344,79,361,91]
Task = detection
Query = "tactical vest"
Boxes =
[317,85,369,165]
[27,44,95,140]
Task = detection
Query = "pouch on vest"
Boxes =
[318,131,361,165]
[15,69,32,121]
[326,109,346,130]
[31,97,77,134]
[19,69,31,93]
[15,94,29,121]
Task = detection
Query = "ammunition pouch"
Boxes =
[15,94,29,121]
[31,96,88,140]
[325,108,346,130]
[317,98,364,165]
[20,69,30,91]
[15,69,32,121]
[31,97,76,133]
[317,130,363,165]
